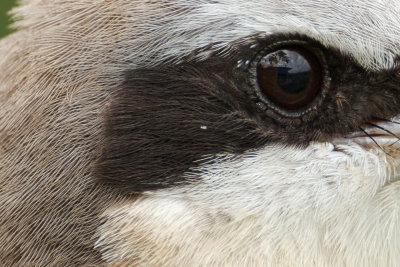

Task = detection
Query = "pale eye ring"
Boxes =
[249,40,330,117]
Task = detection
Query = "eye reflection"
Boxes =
[256,47,322,111]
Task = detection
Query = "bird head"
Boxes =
[1,0,400,266]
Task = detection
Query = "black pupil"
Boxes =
[256,47,321,111]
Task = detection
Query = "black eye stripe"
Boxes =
[95,35,400,193]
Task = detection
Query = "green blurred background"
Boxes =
[0,0,17,38]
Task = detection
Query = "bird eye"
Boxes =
[250,43,327,116]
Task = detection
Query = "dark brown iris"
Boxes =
[256,47,322,111]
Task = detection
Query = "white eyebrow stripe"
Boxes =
[131,0,400,71]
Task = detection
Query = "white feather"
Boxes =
[96,142,400,266]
